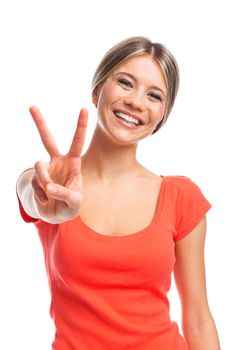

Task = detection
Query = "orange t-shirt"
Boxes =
[17,175,212,350]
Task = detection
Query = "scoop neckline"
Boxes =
[76,175,167,240]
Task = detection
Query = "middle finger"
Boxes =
[68,108,88,158]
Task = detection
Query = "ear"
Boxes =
[92,87,99,107]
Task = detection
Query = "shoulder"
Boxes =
[164,175,202,198]
[165,174,196,187]
[164,174,211,209]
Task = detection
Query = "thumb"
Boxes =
[46,183,82,210]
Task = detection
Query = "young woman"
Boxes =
[17,37,220,349]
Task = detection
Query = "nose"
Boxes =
[124,91,145,112]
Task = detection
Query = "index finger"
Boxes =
[68,108,88,157]
[29,106,60,158]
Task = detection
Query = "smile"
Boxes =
[113,111,143,129]
[114,111,144,126]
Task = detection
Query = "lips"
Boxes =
[113,109,145,125]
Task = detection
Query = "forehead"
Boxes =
[113,54,167,92]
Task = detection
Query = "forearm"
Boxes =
[183,314,221,350]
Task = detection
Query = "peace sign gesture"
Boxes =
[29,106,88,223]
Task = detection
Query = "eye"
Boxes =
[148,92,162,101]
[118,79,133,88]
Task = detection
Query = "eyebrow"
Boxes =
[115,71,167,97]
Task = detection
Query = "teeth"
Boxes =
[115,111,140,125]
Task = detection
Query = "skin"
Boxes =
[18,54,167,222]
[17,54,220,348]
[82,54,167,181]
[21,106,89,223]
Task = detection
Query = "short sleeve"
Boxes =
[174,176,212,241]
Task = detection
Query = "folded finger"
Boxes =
[30,173,48,204]
[34,161,53,189]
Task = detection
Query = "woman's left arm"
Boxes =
[174,216,221,349]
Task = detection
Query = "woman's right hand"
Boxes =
[29,106,88,223]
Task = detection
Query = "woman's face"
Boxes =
[93,54,167,144]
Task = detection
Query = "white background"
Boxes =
[0,0,232,349]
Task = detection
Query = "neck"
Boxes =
[81,125,144,182]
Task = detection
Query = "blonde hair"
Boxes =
[91,36,179,134]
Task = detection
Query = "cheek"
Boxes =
[98,82,121,111]
[100,83,111,96]
[152,104,166,122]
[97,84,113,107]
[160,104,166,118]
[101,79,117,96]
